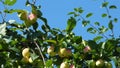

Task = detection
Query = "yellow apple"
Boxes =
[22,48,30,58]
[21,57,29,63]
[29,57,33,63]
[47,46,56,56]
[96,59,104,68]
[58,48,67,57]
[60,62,69,68]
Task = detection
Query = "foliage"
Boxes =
[0,0,120,68]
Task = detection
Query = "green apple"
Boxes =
[22,48,30,58]
[60,62,69,68]
[105,61,112,68]
[89,60,96,68]
[96,59,104,68]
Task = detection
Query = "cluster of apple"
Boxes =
[21,48,33,63]
[89,59,112,68]
[47,46,72,57]
[60,61,75,68]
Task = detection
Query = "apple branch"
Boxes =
[34,41,46,67]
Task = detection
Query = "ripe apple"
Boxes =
[28,13,37,21]
[83,46,91,53]
[29,57,33,63]
[58,48,67,57]
[21,57,29,63]
[66,49,72,57]
[70,64,75,68]
[22,48,30,58]
[96,59,104,68]
[47,46,56,56]
[60,62,69,68]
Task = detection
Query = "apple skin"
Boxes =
[47,46,56,56]
[66,49,72,57]
[96,59,104,68]
[22,48,30,58]
[105,62,112,68]
[21,57,29,63]
[70,64,75,68]
[83,46,91,53]
[60,62,69,68]
[58,48,67,57]
[29,57,33,63]
[89,60,96,68]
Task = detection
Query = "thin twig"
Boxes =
[79,15,108,39]
[34,41,46,67]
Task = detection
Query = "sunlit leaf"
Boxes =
[0,23,6,37]
[66,17,76,33]
[4,0,17,6]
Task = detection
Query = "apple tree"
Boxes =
[0,0,120,68]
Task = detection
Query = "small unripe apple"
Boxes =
[60,62,69,68]
[83,46,91,53]
[96,59,104,68]
[22,48,30,58]
[47,46,56,56]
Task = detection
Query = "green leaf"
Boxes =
[102,2,109,7]
[73,36,82,44]
[46,59,53,67]
[94,36,103,42]
[109,5,117,9]
[82,20,89,27]
[0,23,6,38]
[104,40,116,52]
[32,22,38,30]
[46,40,57,44]
[86,13,93,18]
[4,0,17,6]
[94,22,100,26]
[87,27,96,34]
[66,17,76,33]
[114,18,118,23]
[68,12,75,15]
[102,13,107,18]
[108,20,113,30]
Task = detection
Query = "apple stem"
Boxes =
[34,41,46,67]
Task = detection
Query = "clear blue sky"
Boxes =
[0,0,120,40]
[0,0,120,68]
